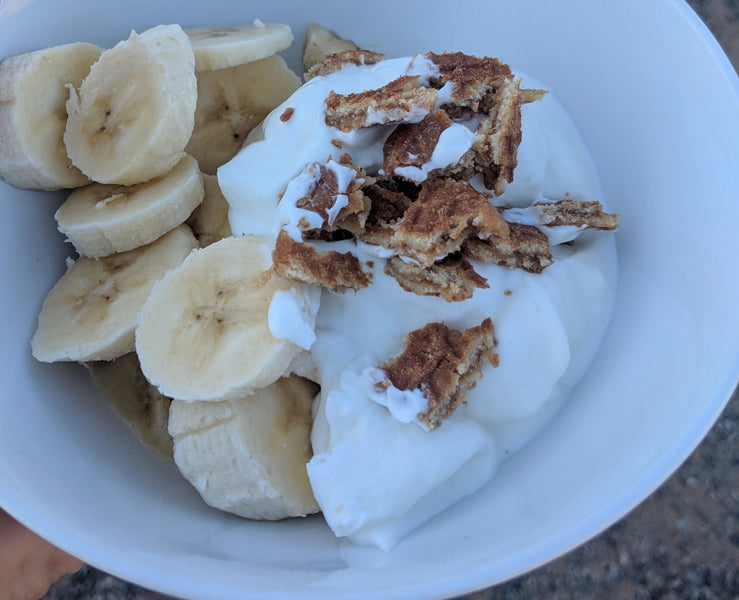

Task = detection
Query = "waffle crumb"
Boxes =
[355,179,416,248]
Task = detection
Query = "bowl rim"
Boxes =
[1,0,738,598]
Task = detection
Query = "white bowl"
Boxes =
[1,0,738,598]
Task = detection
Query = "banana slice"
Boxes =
[136,234,312,402]
[0,42,102,190]
[186,173,232,247]
[64,24,197,185]
[31,224,198,363]
[169,374,320,520]
[302,23,358,73]
[184,22,293,72]
[55,154,204,258]
[185,55,301,174]
[85,352,174,462]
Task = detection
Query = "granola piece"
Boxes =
[293,157,371,235]
[384,254,489,302]
[307,49,386,80]
[463,222,553,274]
[325,75,438,132]
[425,51,513,118]
[382,109,455,178]
[375,318,499,429]
[391,178,509,267]
[534,199,619,230]
[272,230,371,293]
[448,78,546,194]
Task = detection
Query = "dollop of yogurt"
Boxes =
[218,54,618,551]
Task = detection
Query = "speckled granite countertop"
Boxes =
[43,1,739,598]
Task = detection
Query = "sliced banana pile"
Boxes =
[2,21,356,521]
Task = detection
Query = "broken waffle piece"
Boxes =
[294,157,370,234]
[383,109,453,175]
[364,179,416,222]
[356,179,416,248]
[325,75,438,132]
[425,51,514,118]
[382,109,474,183]
[463,222,553,274]
[372,318,498,430]
[450,78,546,194]
[391,178,509,267]
[532,198,619,230]
[278,157,371,239]
[384,254,489,302]
[272,230,371,293]
[307,49,386,80]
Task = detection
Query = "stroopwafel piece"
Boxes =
[307,49,386,80]
[382,109,455,178]
[425,51,513,118]
[450,78,546,194]
[357,179,416,248]
[324,75,438,132]
[463,222,553,274]
[532,198,620,230]
[391,178,509,267]
[292,156,371,236]
[384,254,489,302]
[374,318,499,430]
[272,230,371,293]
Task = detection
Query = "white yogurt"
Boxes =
[218,54,618,551]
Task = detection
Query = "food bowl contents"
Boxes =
[0,21,618,551]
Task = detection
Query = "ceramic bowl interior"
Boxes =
[0,1,738,598]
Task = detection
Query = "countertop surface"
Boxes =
[42,1,739,598]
